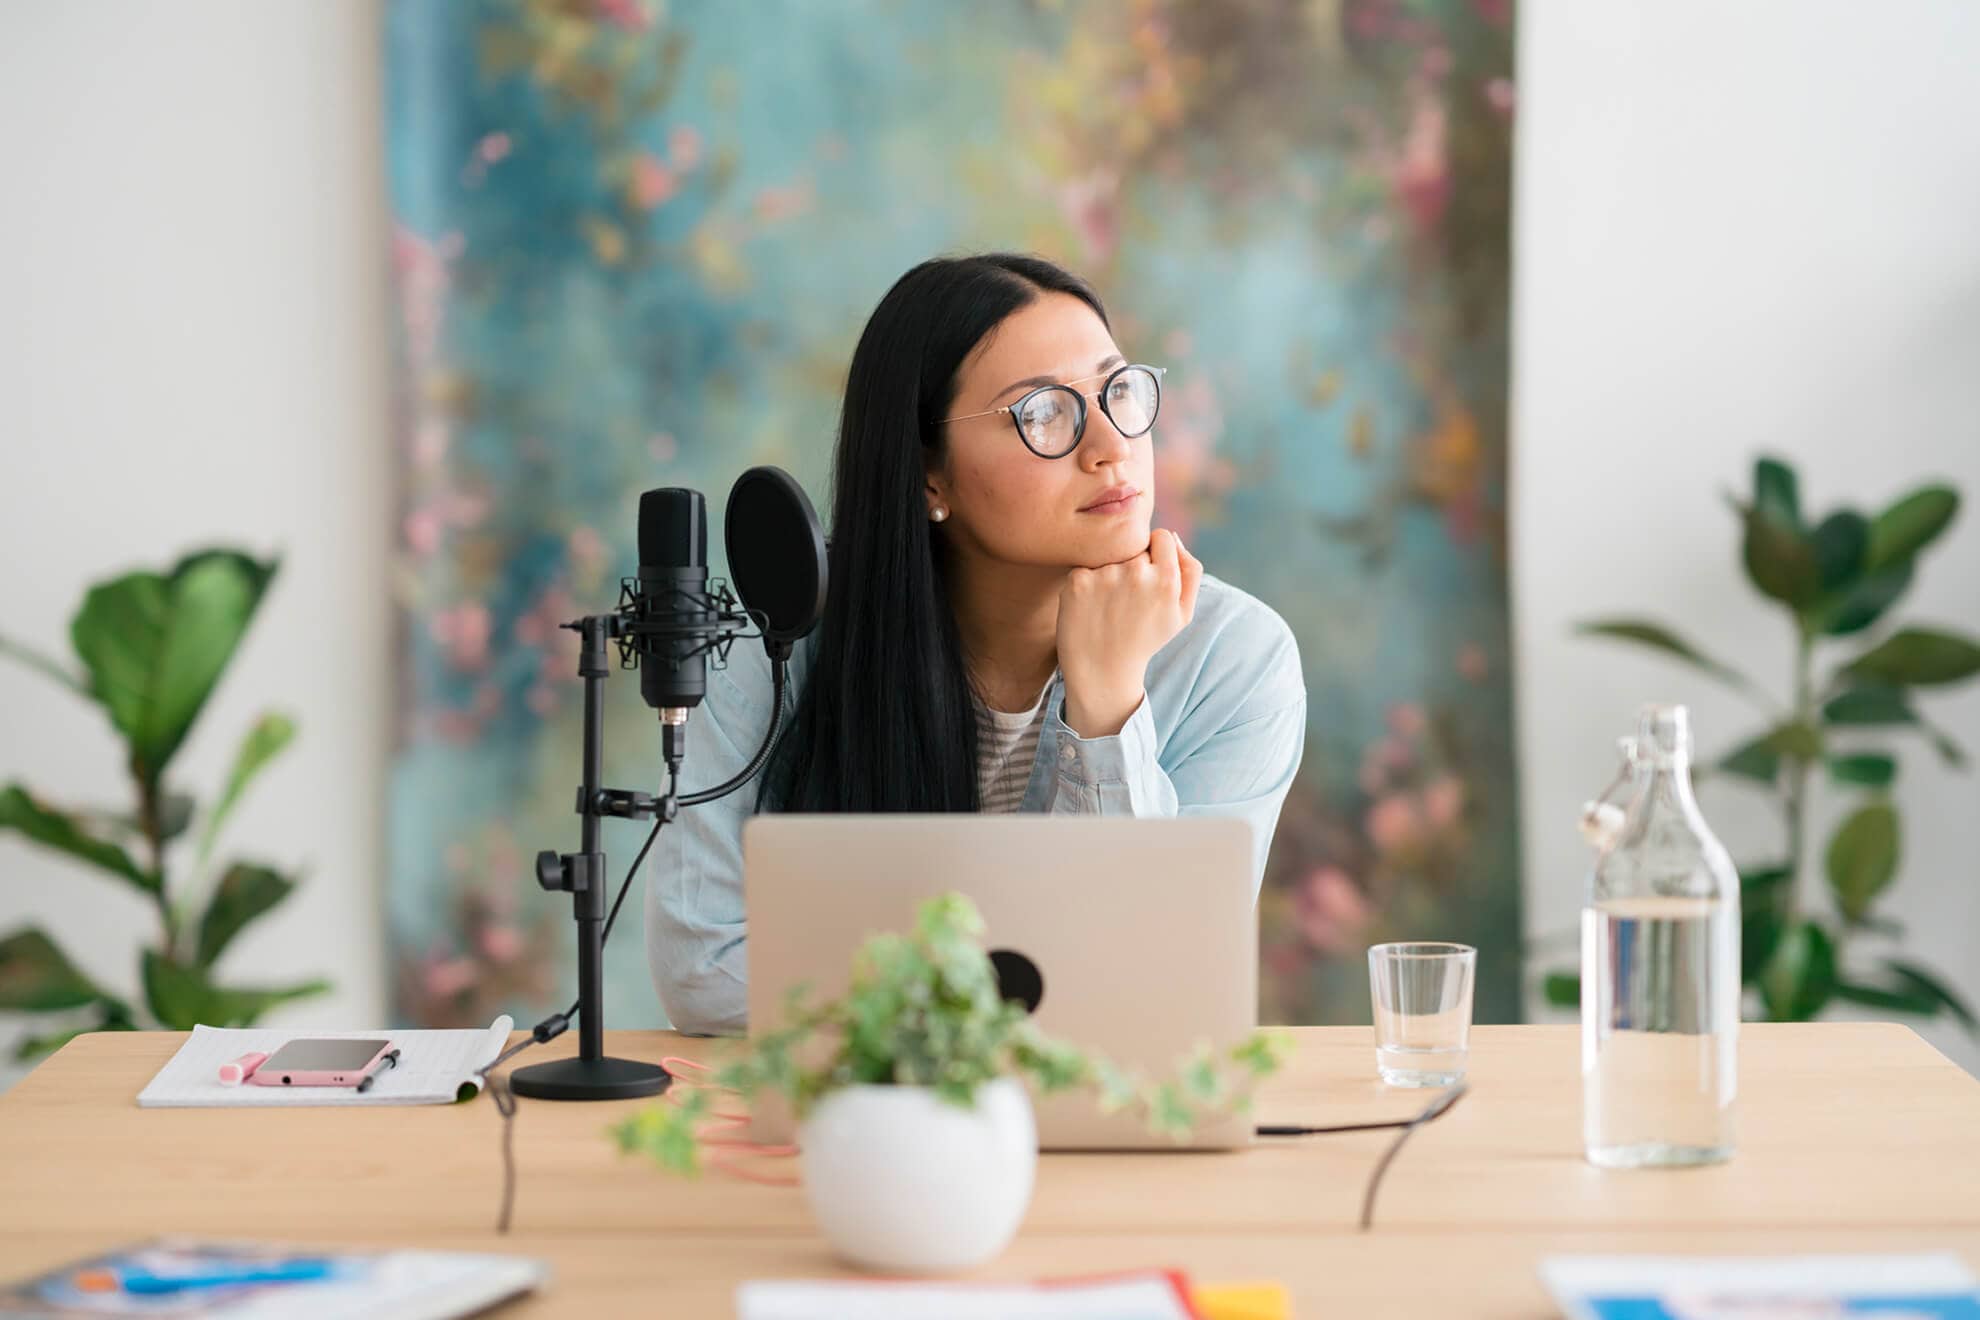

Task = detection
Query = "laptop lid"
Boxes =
[743,814,1258,1150]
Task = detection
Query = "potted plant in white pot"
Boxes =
[611,892,1287,1273]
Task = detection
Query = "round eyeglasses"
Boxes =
[941,363,1165,459]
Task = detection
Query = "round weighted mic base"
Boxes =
[508,1054,671,1102]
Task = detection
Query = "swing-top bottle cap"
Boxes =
[1637,703,1691,761]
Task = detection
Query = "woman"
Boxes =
[646,253,1307,1035]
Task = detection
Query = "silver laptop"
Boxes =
[743,814,1258,1150]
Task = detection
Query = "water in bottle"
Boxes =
[1580,704,1739,1168]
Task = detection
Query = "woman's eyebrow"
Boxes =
[991,353,1126,404]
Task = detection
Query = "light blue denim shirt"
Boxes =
[643,572,1307,1035]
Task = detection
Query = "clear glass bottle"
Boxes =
[1580,704,1739,1168]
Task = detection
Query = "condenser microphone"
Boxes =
[510,466,825,1105]
[635,487,715,712]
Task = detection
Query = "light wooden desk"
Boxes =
[2,1024,1977,1317]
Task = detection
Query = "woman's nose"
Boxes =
[1079,404,1133,469]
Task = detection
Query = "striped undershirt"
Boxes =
[973,676,1055,813]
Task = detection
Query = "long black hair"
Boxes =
[758,253,1111,813]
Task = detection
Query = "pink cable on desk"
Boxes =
[659,1055,800,1186]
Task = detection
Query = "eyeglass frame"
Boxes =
[939,362,1167,460]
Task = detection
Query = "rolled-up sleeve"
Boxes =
[644,665,764,1037]
[1042,620,1306,897]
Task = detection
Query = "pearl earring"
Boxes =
[930,506,949,523]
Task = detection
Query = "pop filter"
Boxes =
[725,465,828,661]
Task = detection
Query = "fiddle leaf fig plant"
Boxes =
[0,549,326,1059]
[1554,457,1977,1031]
[612,893,1291,1174]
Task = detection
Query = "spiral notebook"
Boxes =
[0,1239,544,1318]
[135,1018,513,1108]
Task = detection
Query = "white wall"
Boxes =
[0,2,391,1078]
[1514,0,1980,1074]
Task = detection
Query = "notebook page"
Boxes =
[135,1017,513,1108]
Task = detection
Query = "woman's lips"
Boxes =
[1078,487,1141,515]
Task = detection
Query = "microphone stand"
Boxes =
[509,604,786,1102]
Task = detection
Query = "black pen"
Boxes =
[356,1048,402,1094]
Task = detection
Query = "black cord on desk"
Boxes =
[1254,1082,1468,1231]
[483,814,667,1234]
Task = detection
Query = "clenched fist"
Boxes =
[1057,528,1203,739]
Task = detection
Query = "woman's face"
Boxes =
[930,292,1156,571]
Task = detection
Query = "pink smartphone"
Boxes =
[248,1038,399,1091]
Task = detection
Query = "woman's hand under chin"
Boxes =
[1057,528,1203,739]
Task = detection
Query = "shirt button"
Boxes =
[1059,744,1076,763]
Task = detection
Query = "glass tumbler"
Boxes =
[1368,942,1476,1087]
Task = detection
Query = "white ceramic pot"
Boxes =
[797,1077,1037,1273]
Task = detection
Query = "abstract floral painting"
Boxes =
[385,0,1520,1030]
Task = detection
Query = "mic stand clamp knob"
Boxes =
[533,848,603,894]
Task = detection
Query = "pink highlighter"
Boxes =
[218,1052,269,1085]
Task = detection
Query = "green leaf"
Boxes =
[1541,972,1579,1008]
[1717,722,1823,784]
[1150,1081,1192,1137]
[1093,1058,1139,1113]
[1572,620,1761,696]
[0,928,101,1011]
[1740,864,1793,896]
[1754,457,1801,528]
[1925,721,1970,770]
[1844,629,1980,688]
[1742,906,1785,984]
[1738,501,1822,609]
[1815,556,1913,637]
[1809,511,1869,593]
[1738,868,1791,982]
[142,949,325,1029]
[0,633,87,697]
[195,863,297,968]
[70,550,280,790]
[13,1025,95,1061]
[1833,981,1939,1016]
[1884,960,1978,1034]
[162,793,198,841]
[1825,803,1900,924]
[610,1092,712,1176]
[1760,922,1837,1021]
[1868,485,1959,570]
[1823,685,1916,726]
[196,712,296,866]
[1718,736,1781,782]
[1229,1030,1292,1076]
[1827,754,1896,788]
[208,979,329,1028]
[11,1010,134,1060]
[141,951,211,1030]
[0,784,157,893]
[79,793,197,846]
[1822,691,1964,766]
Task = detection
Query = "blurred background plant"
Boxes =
[0,549,326,1058]
[1550,457,1978,1032]
[394,863,559,1030]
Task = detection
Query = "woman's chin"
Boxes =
[1070,518,1155,567]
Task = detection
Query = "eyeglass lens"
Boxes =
[1014,366,1161,457]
